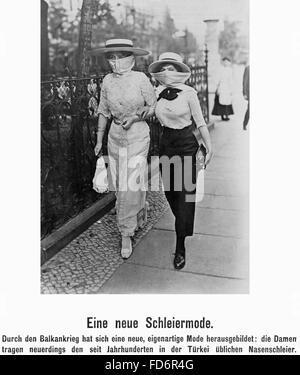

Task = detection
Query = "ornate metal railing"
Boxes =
[41,65,209,238]
[187,65,209,124]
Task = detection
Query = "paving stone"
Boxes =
[197,194,248,211]
[41,190,168,294]
[128,229,248,279]
[154,206,248,239]
[99,263,249,294]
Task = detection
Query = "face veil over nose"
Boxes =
[149,52,191,88]
[107,55,135,75]
[151,70,191,87]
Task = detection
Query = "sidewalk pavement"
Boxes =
[98,110,249,294]
[41,102,249,294]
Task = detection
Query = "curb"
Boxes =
[41,193,115,265]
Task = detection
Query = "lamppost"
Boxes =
[203,19,220,91]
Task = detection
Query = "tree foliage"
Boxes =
[219,20,249,63]
[48,1,80,47]
[46,0,199,76]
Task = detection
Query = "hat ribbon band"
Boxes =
[105,43,133,48]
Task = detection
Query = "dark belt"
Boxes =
[163,123,195,133]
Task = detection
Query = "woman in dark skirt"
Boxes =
[212,92,234,120]
[149,52,213,270]
[212,57,234,121]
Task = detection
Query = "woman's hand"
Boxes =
[204,149,214,168]
[121,115,139,130]
[197,126,213,168]
[137,106,151,120]
[94,141,102,156]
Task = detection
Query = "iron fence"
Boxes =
[41,64,209,238]
[187,65,209,123]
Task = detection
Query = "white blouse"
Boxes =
[155,84,207,129]
[96,70,156,123]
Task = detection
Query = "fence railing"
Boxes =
[187,65,209,124]
[41,65,209,239]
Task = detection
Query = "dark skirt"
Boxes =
[159,124,199,237]
[212,93,234,116]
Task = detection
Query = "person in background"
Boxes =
[94,39,156,259]
[243,64,250,130]
[212,57,234,121]
[149,52,213,270]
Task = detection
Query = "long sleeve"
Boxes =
[96,76,111,119]
[186,89,207,128]
[139,73,157,110]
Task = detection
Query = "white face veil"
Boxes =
[108,55,135,75]
[151,70,191,88]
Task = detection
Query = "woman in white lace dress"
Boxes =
[94,39,156,259]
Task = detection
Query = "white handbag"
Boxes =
[92,156,109,193]
[195,144,206,203]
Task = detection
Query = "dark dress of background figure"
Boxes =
[212,57,234,121]
[212,92,234,119]
[243,65,250,130]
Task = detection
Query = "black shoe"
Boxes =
[174,254,185,270]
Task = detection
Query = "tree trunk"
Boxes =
[77,0,99,76]
[41,0,49,78]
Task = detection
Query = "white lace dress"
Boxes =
[96,70,156,236]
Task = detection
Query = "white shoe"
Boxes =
[121,236,132,259]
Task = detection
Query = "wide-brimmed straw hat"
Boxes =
[93,39,149,56]
[148,52,190,73]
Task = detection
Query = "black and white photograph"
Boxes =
[1,0,300,360]
[40,0,249,294]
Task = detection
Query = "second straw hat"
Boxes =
[148,52,190,73]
